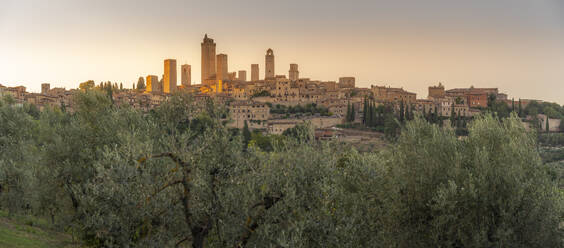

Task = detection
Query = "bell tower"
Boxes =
[265,48,275,79]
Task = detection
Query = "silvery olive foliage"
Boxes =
[0,92,562,247]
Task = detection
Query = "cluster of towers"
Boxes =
[145,59,191,94]
[145,34,300,94]
[201,34,299,86]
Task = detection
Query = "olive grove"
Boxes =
[0,91,562,247]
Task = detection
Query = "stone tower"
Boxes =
[41,83,50,94]
[181,64,191,87]
[228,72,237,81]
[146,75,161,93]
[265,49,275,79]
[238,70,247,81]
[251,64,259,81]
[428,82,445,99]
[338,77,355,88]
[216,54,228,82]
[201,34,216,85]
[289,64,299,81]
[163,59,177,93]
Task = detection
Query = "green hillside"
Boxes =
[0,212,80,248]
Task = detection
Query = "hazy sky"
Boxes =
[1,0,563,103]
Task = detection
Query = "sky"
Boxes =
[0,0,563,103]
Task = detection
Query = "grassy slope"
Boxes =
[0,211,80,248]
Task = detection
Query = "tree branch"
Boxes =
[139,152,190,168]
[175,236,190,247]
[137,179,183,208]
[236,195,283,248]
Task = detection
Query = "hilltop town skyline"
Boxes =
[1,2,564,247]
[3,33,559,136]
[1,32,562,105]
[1,0,563,104]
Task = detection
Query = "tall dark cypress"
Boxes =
[351,104,356,122]
[518,99,523,117]
[399,101,405,123]
[434,106,438,124]
[362,97,368,125]
[346,102,352,122]
[372,101,377,127]
[450,104,456,127]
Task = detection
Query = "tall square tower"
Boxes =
[163,59,177,93]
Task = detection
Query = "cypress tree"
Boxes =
[450,104,455,127]
[137,77,146,90]
[518,99,523,117]
[546,116,550,132]
[363,98,368,124]
[434,106,439,124]
[372,102,377,127]
[243,121,251,147]
[366,101,374,127]
[457,110,461,128]
[346,102,351,122]
[399,101,405,123]
[511,98,515,112]
[377,104,383,126]
[60,101,66,113]
[351,104,356,122]
[406,104,411,121]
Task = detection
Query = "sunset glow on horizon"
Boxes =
[1,0,563,103]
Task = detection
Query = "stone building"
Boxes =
[371,85,416,103]
[437,99,452,117]
[201,34,216,85]
[445,87,500,108]
[232,87,248,100]
[328,103,347,116]
[146,75,161,93]
[338,77,355,89]
[321,81,337,91]
[251,64,259,81]
[428,83,445,99]
[267,116,343,135]
[268,119,299,135]
[435,98,472,117]
[453,104,471,117]
[536,114,563,132]
[415,99,435,114]
[446,87,499,97]
[216,54,228,82]
[289,64,299,81]
[41,83,50,94]
[466,92,488,108]
[163,59,177,93]
[238,70,247,81]
[228,100,270,129]
[25,93,59,110]
[272,78,300,103]
[265,49,275,79]
[228,72,237,81]
[181,64,191,87]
